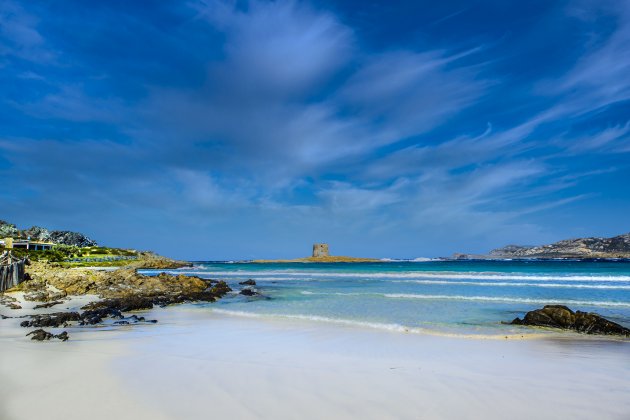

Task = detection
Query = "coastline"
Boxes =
[2,303,629,420]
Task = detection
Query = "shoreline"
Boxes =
[2,290,628,343]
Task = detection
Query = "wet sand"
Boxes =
[1,300,629,420]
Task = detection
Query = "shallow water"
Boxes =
[140,260,630,336]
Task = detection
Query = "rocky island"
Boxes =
[253,243,379,263]
[455,232,630,260]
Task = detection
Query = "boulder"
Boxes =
[511,305,630,336]
[239,288,258,296]
[239,279,256,286]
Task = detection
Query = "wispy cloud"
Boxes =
[1,0,629,258]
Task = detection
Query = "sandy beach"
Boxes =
[1,296,629,420]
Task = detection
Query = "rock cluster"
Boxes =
[16,261,223,300]
[27,329,69,341]
[511,305,630,336]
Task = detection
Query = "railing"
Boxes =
[0,251,27,292]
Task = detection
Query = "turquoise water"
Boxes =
[141,260,630,336]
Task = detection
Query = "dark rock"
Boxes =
[26,329,69,341]
[239,279,256,286]
[511,305,630,336]
[26,329,53,340]
[8,303,22,310]
[56,331,69,341]
[21,312,81,328]
[239,288,257,296]
[114,321,130,325]
[82,296,154,312]
[33,301,64,309]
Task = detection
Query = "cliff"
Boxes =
[488,232,630,259]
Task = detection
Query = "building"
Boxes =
[312,243,329,258]
[1,238,54,251]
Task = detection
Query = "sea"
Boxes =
[140,260,630,337]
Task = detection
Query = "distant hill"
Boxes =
[488,232,630,259]
[0,220,98,247]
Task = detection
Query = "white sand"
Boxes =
[1,300,629,420]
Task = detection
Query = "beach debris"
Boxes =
[239,279,256,286]
[26,329,69,341]
[33,300,65,309]
[511,305,630,336]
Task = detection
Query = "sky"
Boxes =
[1,0,629,260]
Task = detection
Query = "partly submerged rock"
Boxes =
[239,279,256,286]
[239,288,258,296]
[511,305,630,336]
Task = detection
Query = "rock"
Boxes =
[56,331,69,341]
[83,296,154,312]
[48,230,97,247]
[23,226,51,242]
[23,291,49,302]
[114,320,130,325]
[20,312,81,328]
[0,220,18,237]
[511,305,630,336]
[239,288,258,296]
[33,301,64,309]
[23,290,67,302]
[26,329,53,341]
[8,303,22,310]
[26,329,69,341]
[239,279,256,286]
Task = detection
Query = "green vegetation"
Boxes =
[2,245,140,266]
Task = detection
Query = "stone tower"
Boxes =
[312,243,329,258]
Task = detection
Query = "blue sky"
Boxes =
[1,0,629,260]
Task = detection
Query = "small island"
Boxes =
[253,243,379,263]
